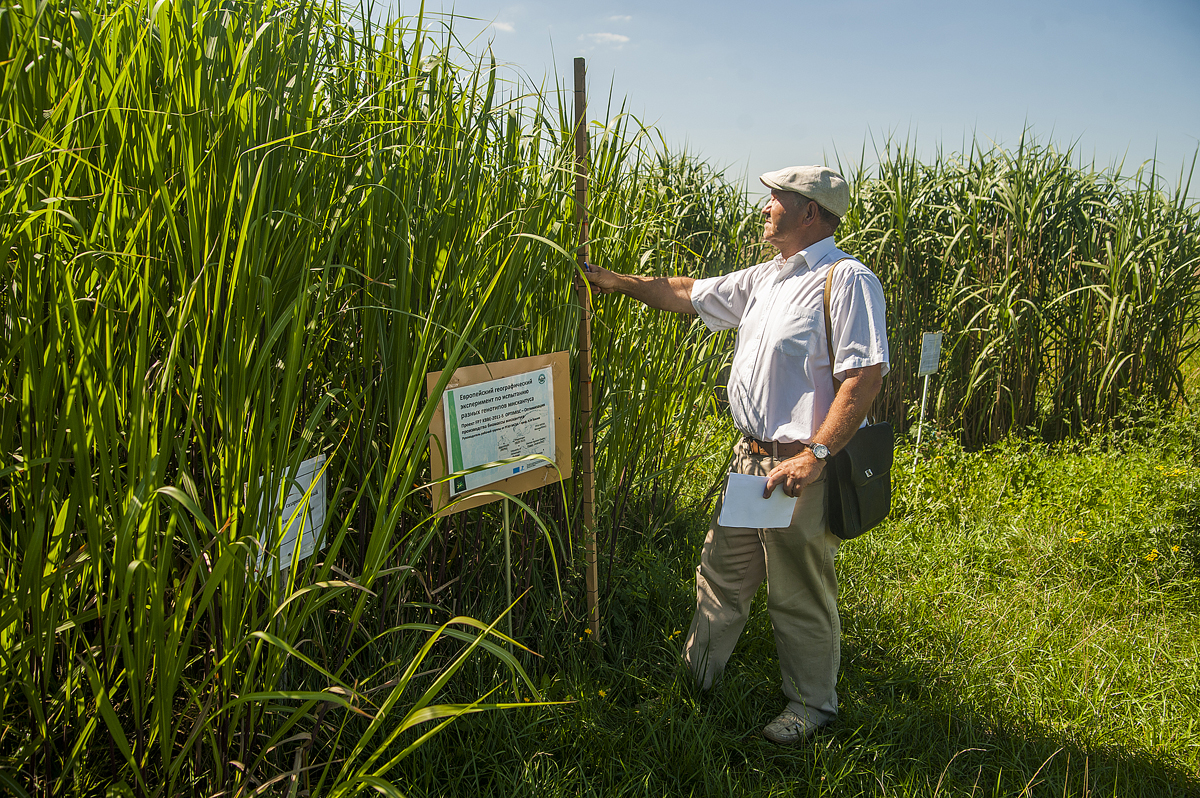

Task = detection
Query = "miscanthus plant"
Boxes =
[0,0,755,795]
[839,136,1200,446]
[4,0,1198,795]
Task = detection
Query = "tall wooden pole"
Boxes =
[573,57,600,641]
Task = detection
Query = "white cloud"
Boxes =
[582,32,630,45]
[608,15,632,22]
[491,21,515,32]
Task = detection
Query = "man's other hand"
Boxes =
[763,451,824,499]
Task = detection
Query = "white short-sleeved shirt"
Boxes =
[690,236,890,443]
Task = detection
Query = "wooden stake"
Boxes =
[573,57,600,642]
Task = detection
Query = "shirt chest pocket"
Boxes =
[774,307,822,359]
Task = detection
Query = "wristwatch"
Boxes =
[808,442,830,461]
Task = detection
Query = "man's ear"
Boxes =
[803,199,820,226]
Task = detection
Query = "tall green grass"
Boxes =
[840,137,1200,445]
[0,0,754,793]
[4,0,1200,795]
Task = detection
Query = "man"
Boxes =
[584,165,890,744]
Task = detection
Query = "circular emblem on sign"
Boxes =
[538,374,546,384]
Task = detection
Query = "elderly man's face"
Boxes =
[761,190,806,248]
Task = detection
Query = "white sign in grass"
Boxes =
[918,331,944,376]
[443,367,555,496]
[913,331,944,469]
[257,454,326,576]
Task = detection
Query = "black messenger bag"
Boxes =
[826,421,893,539]
[823,258,894,541]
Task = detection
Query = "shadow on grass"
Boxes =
[830,632,1200,798]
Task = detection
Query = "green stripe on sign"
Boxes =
[447,389,463,472]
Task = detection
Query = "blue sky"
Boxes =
[391,0,1199,199]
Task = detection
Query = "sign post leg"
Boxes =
[504,497,512,647]
[913,373,930,472]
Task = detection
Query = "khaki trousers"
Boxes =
[683,438,841,726]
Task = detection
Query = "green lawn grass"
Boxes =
[394,409,1200,797]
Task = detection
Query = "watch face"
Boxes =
[811,443,829,460]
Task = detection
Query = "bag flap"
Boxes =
[840,423,894,487]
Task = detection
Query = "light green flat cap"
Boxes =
[760,165,849,218]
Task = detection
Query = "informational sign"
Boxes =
[257,454,326,577]
[918,331,944,376]
[427,352,572,515]
[443,367,555,496]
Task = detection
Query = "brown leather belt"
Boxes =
[741,435,808,459]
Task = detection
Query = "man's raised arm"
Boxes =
[583,263,697,315]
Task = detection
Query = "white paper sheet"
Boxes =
[717,472,798,529]
[257,454,326,577]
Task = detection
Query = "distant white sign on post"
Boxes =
[257,454,326,577]
[918,331,944,376]
[443,366,555,496]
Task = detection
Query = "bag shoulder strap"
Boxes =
[823,257,854,394]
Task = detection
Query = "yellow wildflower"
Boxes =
[1146,549,1159,562]
[1172,545,1180,553]
[599,689,607,697]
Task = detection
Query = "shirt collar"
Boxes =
[773,236,838,276]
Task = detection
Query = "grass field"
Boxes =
[394,408,1200,797]
[4,1,1200,793]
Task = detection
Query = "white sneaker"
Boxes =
[762,707,821,744]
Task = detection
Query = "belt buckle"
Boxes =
[742,434,777,458]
